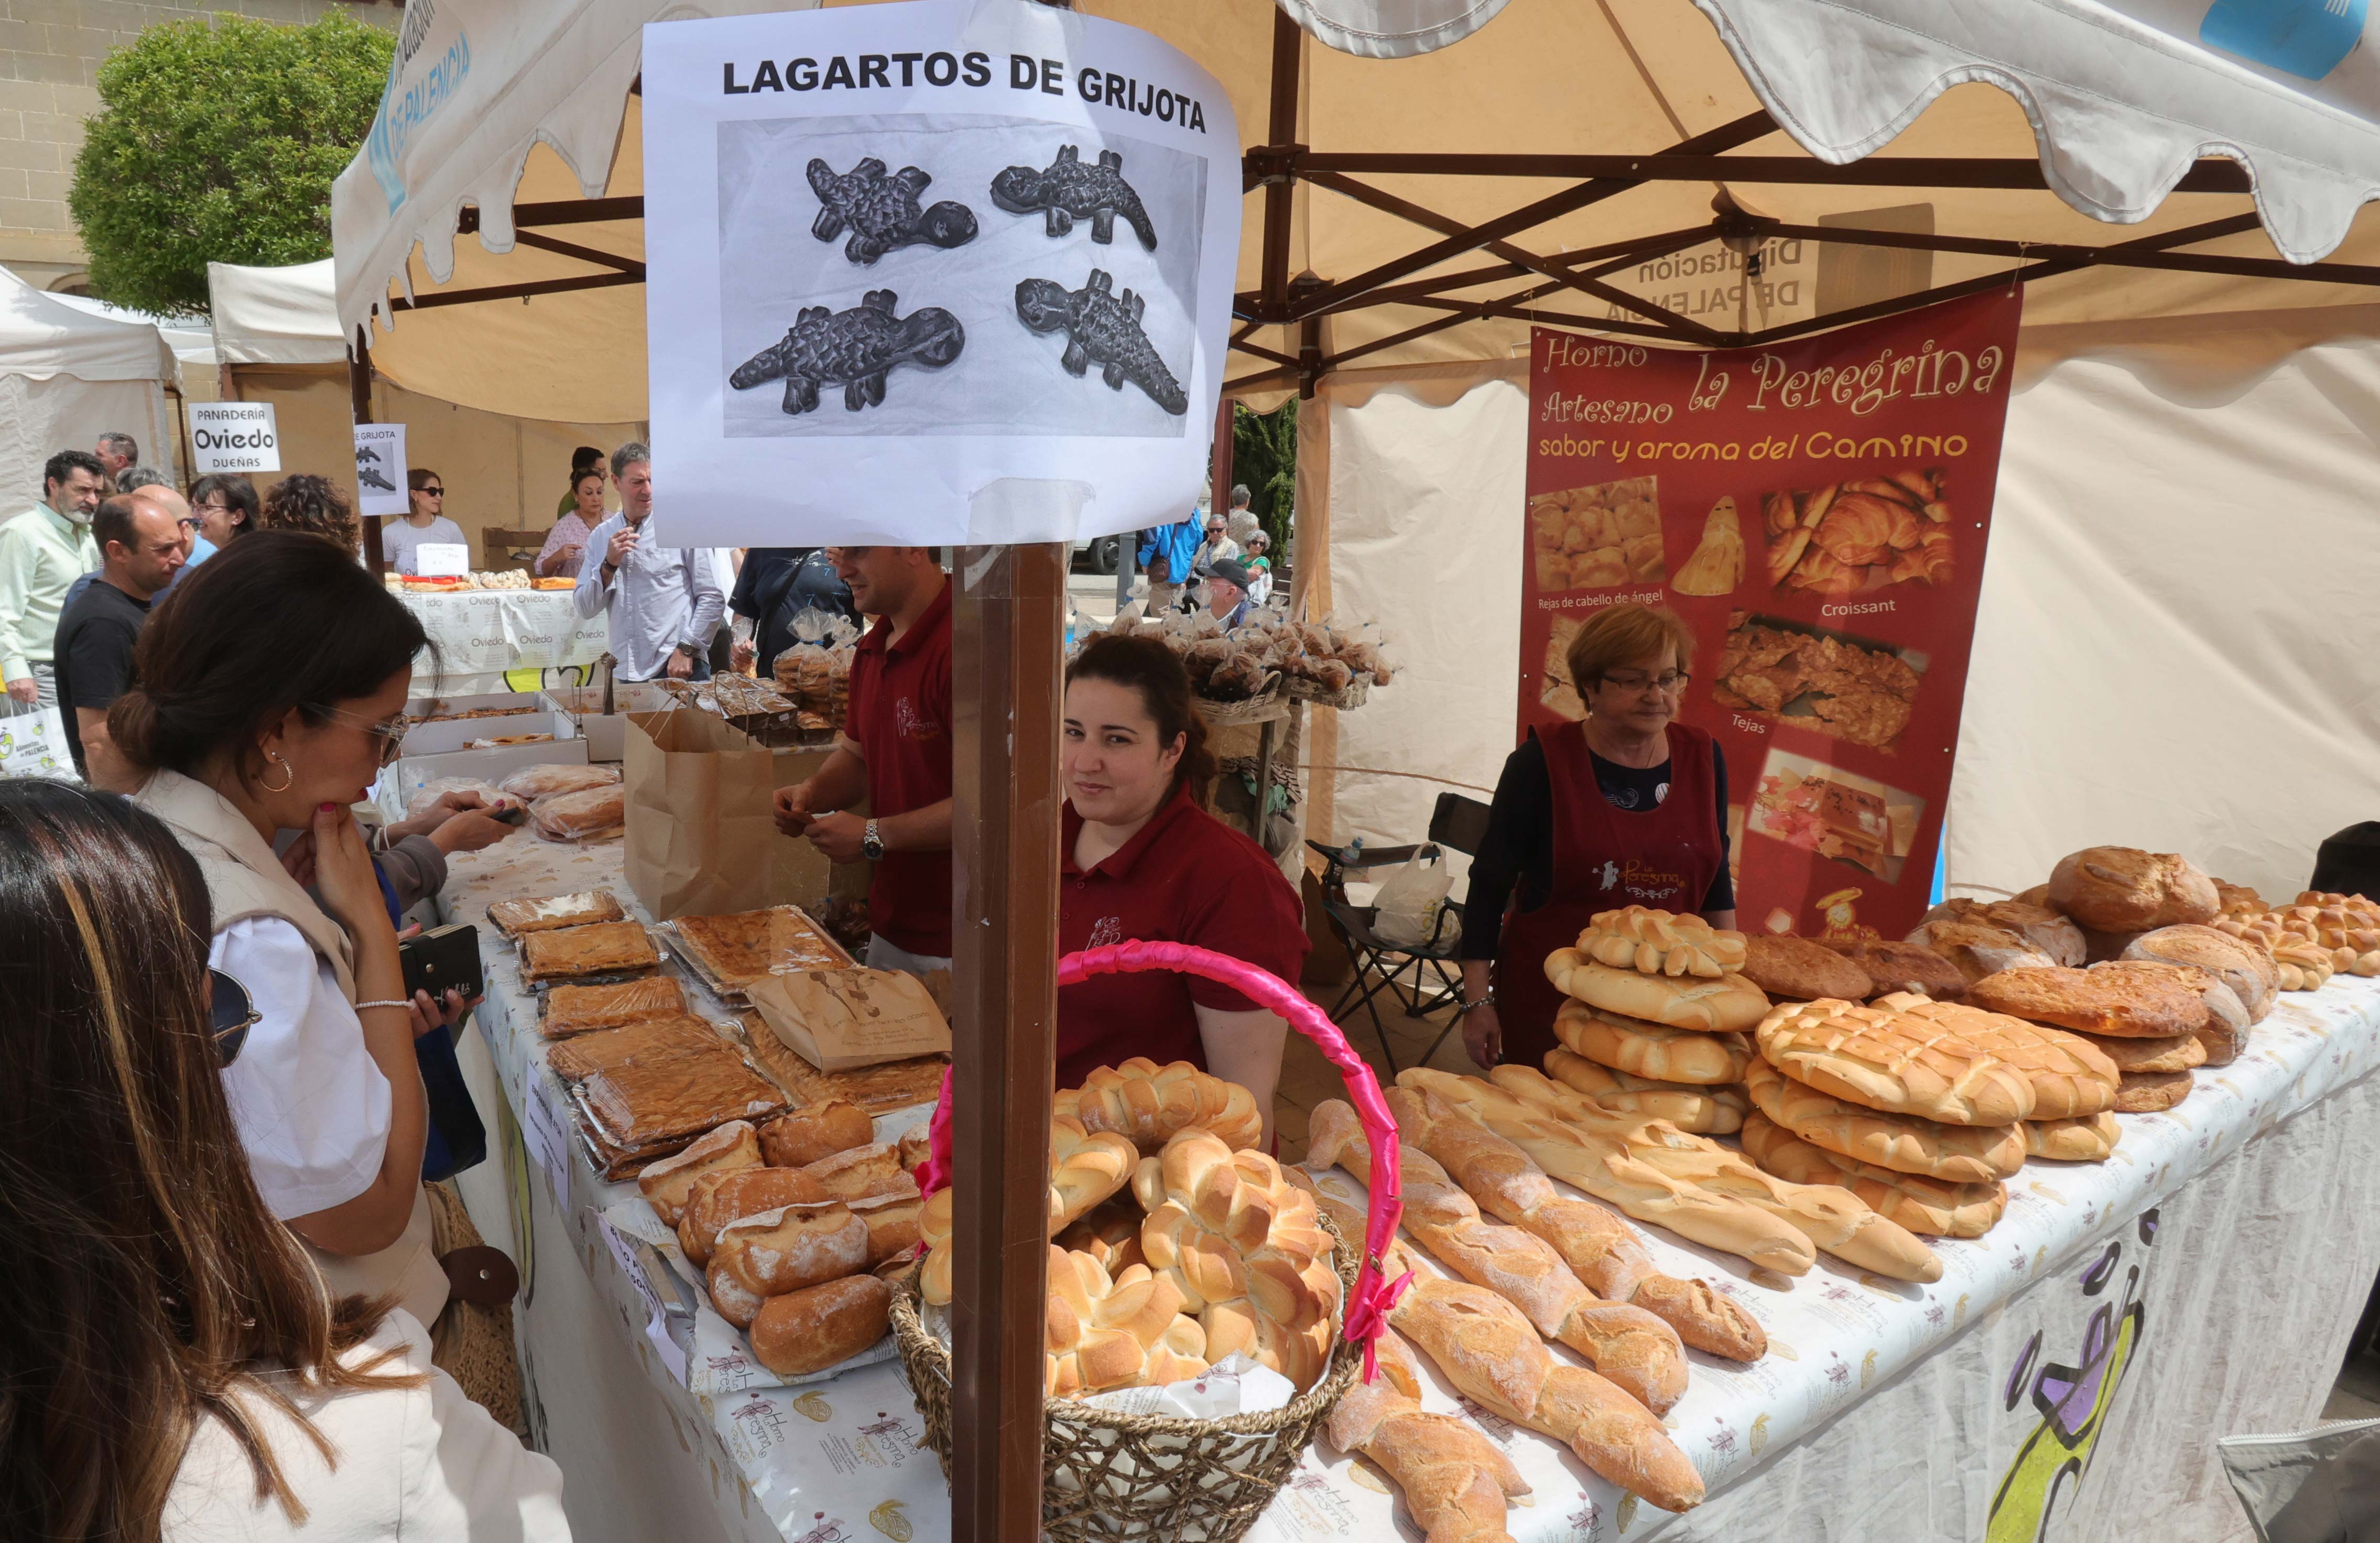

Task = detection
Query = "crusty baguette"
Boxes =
[1738,1113,2005,1238]
[1390,1069,1816,1275]
[1055,1056,1264,1152]
[1307,1100,1688,1415]
[1741,1058,2024,1183]
[1389,1277,1704,1513]
[1388,1085,1766,1362]
[1324,1328,1528,1543]
[1542,1048,1746,1134]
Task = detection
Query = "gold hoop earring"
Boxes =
[260,752,295,794]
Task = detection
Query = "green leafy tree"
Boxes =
[1232,400,1297,555]
[68,13,395,317]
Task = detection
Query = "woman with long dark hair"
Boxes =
[1054,634,1306,1143]
[111,533,459,1328]
[0,781,565,1540]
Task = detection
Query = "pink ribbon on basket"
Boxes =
[908,942,1408,1381]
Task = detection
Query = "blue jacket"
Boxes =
[1137,515,1202,583]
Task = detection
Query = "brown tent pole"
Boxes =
[349,327,386,578]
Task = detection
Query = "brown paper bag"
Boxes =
[745,968,953,1071]
[623,710,776,921]
[764,745,873,909]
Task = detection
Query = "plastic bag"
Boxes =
[1371,845,1457,950]
[404,777,512,820]
[2222,1418,2380,1542]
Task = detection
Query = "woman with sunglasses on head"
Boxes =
[1457,602,1736,1072]
[111,533,464,1333]
[383,469,467,577]
[0,780,568,1540]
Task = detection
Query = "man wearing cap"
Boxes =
[1204,558,1255,629]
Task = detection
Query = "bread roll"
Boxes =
[1754,997,2035,1125]
[2048,847,2219,931]
[759,1100,875,1169]
[2123,924,2278,1020]
[679,1166,832,1266]
[1055,1199,1145,1276]
[1886,999,2116,1119]
[1823,939,1967,1000]
[707,1259,768,1329]
[851,1190,923,1266]
[1738,1112,2005,1238]
[801,1142,913,1202]
[712,1202,872,1299]
[1738,935,1874,1002]
[2023,1113,2121,1162]
[2077,1032,2205,1074]
[637,1119,762,1225]
[2194,1019,2246,1069]
[1902,921,2055,986]
[1542,1048,1747,1134]
[1045,1246,1210,1397]
[1742,1058,2023,1182]
[1920,898,2085,966]
[1546,950,1770,1033]
[1966,964,2210,1039]
[750,1274,894,1377]
[1553,1001,1751,1084]
[1055,1056,1264,1151]
[1577,906,1746,979]
[2113,1068,2193,1113]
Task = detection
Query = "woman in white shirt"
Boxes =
[384,469,469,576]
[0,778,566,1540]
[113,533,468,1329]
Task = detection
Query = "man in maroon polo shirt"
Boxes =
[772,547,954,970]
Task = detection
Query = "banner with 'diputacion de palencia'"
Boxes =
[1518,288,2023,941]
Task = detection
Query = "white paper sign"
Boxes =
[353,422,411,516]
[640,0,1240,549]
[188,403,280,475]
[414,542,471,578]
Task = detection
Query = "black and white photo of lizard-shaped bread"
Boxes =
[806,157,979,265]
[990,145,1157,250]
[729,290,965,415]
[1014,269,1186,415]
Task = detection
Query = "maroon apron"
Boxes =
[1493,720,1723,1068]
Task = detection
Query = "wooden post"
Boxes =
[348,327,387,577]
[949,541,1065,1542]
[1211,395,1235,519]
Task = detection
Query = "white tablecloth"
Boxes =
[438,825,2380,1543]
[400,588,611,696]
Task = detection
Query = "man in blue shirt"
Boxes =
[1137,511,1202,614]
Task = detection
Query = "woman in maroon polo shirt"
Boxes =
[1458,603,1736,1071]
[1056,635,1306,1144]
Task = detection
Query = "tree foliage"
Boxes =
[68,13,394,316]
[1232,400,1297,554]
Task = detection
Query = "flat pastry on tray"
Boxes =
[488,889,627,938]
[541,975,687,1039]
[579,1052,789,1150]
[520,920,659,984]
[739,1020,947,1114]
[671,905,852,992]
[548,1014,730,1083]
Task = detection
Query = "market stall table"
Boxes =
[400,586,611,696]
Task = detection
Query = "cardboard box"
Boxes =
[544,683,677,763]
[400,691,560,756]
[375,738,592,824]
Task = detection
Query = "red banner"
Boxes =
[1517,289,2023,941]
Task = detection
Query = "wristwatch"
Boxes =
[674,640,700,661]
[861,819,885,862]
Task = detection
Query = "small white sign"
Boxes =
[353,422,411,516]
[188,403,280,475]
[414,542,470,578]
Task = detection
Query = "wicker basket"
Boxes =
[1192,677,1286,724]
[894,939,1405,1542]
[1282,674,1370,710]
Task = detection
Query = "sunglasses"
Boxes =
[210,968,259,1066]
[419,486,446,497]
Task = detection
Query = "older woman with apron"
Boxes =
[1458,603,1735,1070]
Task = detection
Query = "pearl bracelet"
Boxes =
[353,998,415,1012]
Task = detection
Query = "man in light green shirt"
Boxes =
[0,449,107,711]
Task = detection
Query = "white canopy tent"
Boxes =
[0,266,176,502]
[208,258,345,367]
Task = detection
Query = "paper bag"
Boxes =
[745,968,953,1071]
[624,710,775,921]
[764,745,873,909]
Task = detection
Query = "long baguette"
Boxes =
[1306,1100,1688,1416]
[1390,1276,1704,1513]
[1392,1070,1817,1275]
[1325,1328,1528,1543]
[1388,1086,1766,1362]
[1480,1066,1941,1285]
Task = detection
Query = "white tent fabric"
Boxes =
[0,266,176,383]
[0,267,175,498]
[209,259,345,367]
[43,292,214,382]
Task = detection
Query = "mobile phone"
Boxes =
[492,804,528,825]
[399,921,486,1003]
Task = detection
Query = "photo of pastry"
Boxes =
[1710,610,1925,752]
[1539,616,1585,720]
[1761,468,1952,594]
[1671,494,1745,595]
[1529,475,1666,592]
[1749,747,1923,883]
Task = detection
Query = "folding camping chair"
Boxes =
[1307,791,1494,1073]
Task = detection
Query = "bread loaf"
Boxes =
[1546,950,1770,1033]
[1479,1066,1942,1284]
[1386,1084,1766,1362]
[801,1143,914,1202]
[2077,1031,2204,1074]
[637,1119,763,1225]
[1323,1327,1530,1543]
[750,1274,894,1377]
[1871,996,2117,1119]
[1738,1113,2005,1238]
[1054,1199,1145,1276]
[1737,935,1874,1003]
[1823,938,1968,1000]
[1388,1277,1704,1513]
[758,1100,875,1169]
[1308,1099,1688,1415]
[1741,1058,2023,1182]
[1055,1057,1264,1151]
[679,1166,833,1266]
[1919,899,2085,966]
[712,1202,872,1300]
[2048,847,2219,931]
[2269,939,2337,993]
[2123,925,2277,1021]
[916,1116,1142,1307]
[2023,1113,2121,1162]
[850,1190,922,1267]
[1966,964,2209,1039]
[1392,1068,1816,1275]
[1542,1048,1747,1134]
[1578,906,1746,979]
[919,1187,954,1305]
[1901,922,2055,986]
[1553,1001,1751,1084]
[2113,1069,2193,1113]
[1755,997,2035,1125]
[1045,1245,1210,1397]
[2194,1018,2247,1069]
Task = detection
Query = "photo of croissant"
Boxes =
[1530,475,1666,592]
[1761,469,1952,595]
